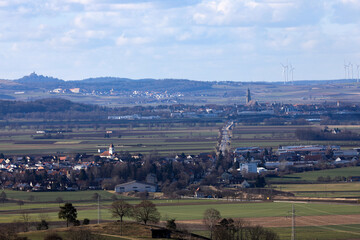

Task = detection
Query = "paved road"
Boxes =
[218,121,233,154]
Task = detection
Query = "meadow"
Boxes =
[1,193,360,223]
[231,124,360,149]
[0,122,221,155]
[1,190,360,240]
[267,166,360,183]
[272,182,360,198]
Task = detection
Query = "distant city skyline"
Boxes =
[0,0,360,82]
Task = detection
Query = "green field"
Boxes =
[1,200,360,223]
[0,122,221,155]
[273,224,360,240]
[3,190,120,202]
[272,182,360,198]
[268,166,360,183]
[2,198,360,240]
[231,124,360,149]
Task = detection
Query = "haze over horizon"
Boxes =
[1,0,359,82]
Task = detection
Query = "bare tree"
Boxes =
[203,208,221,239]
[19,212,31,232]
[133,200,160,225]
[0,191,7,203]
[109,200,132,222]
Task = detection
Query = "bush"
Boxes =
[44,233,63,240]
[73,220,81,226]
[83,219,90,225]
[166,219,176,231]
[37,220,49,230]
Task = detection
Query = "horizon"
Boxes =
[1,72,359,84]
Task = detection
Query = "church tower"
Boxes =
[109,144,114,155]
[246,88,251,104]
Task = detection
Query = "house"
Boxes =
[114,181,157,193]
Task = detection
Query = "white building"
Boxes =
[115,181,157,193]
[238,162,258,173]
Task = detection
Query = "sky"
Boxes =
[0,0,360,82]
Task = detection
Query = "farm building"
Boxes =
[115,181,157,193]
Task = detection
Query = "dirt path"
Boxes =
[178,214,360,229]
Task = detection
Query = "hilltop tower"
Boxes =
[246,88,251,104]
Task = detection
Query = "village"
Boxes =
[1,141,359,196]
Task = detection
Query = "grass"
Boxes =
[273,224,360,240]
[272,182,360,198]
[231,124,360,149]
[3,190,121,202]
[267,166,360,183]
[194,225,360,240]
[0,122,220,155]
[1,201,360,224]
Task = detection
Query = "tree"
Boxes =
[0,191,7,203]
[56,197,64,206]
[36,220,49,230]
[166,219,177,231]
[133,200,160,225]
[83,218,90,225]
[28,195,35,202]
[91,193,100,201]
[19,212,31,232]
[203,208,221,239]
[109,200,132,222]
[17,200,24,209]
[58,203,77,227]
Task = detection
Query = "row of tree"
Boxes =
[203,208,279,240]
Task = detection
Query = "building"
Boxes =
[100,144,115,159]
[246,88,251,104]
[114,181,157,193]
[239,162,258,173]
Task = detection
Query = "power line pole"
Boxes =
[291,204,296,240]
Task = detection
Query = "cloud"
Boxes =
[116,35,150,46]
[0,0,359,81]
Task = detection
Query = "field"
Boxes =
[0,122,221,155]
[231,124,360,149]
[1,190,360,239]
[272,182,360,198]
[267,166,360,183]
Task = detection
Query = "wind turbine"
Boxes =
[344,61,349,79]
[281,63,288,84]
[349,62,354,80]
[289,64,295,83]
[356,64,360,83]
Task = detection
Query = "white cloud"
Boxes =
[116,35,150,46]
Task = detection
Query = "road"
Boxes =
[218,121,234,154]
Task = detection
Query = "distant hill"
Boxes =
[2,73,213,93]
[0,98,102,114]
[15,72,65,89]
[1,73,359,105]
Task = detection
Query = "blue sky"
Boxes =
[0,0,359,82]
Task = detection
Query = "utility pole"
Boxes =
[98,195,101,224]
[291,204,296,240]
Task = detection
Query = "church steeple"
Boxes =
[246,88,251,104]
[109,144,114,155]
